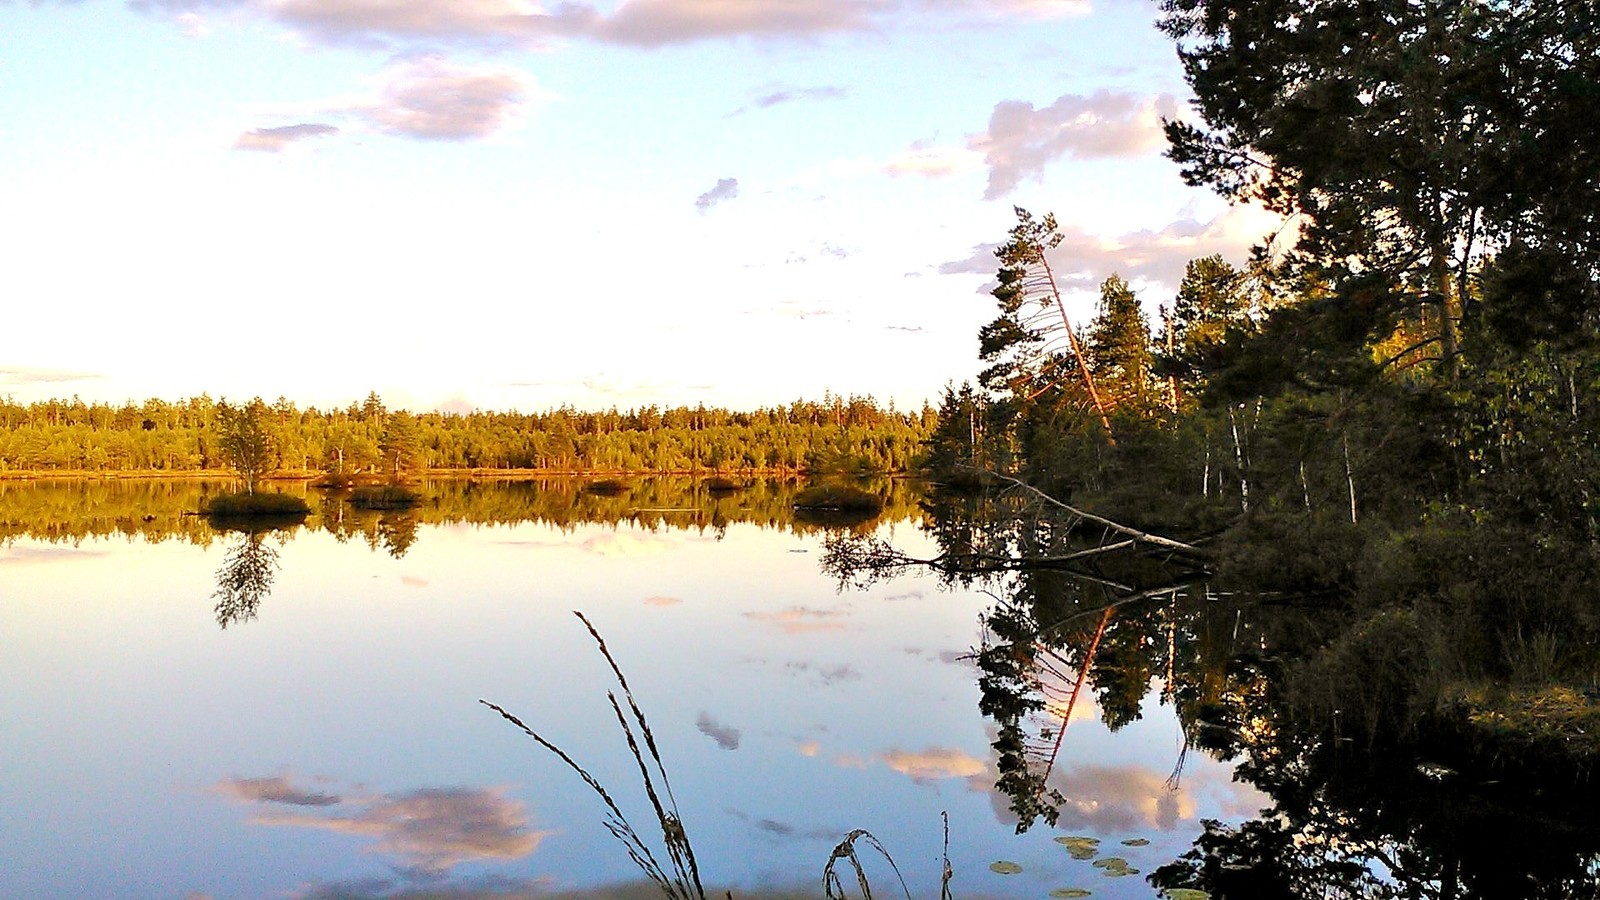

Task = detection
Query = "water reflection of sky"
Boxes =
[0,517,1264,898]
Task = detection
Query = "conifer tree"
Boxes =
[1088,274,1153,406]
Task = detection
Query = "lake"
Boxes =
[0,477,1269,899]
[8,476,1596,899]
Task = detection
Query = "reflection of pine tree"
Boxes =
[212,532,278,628]
[377,513,419,559]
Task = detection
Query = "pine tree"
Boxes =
[1088,274,1153,407]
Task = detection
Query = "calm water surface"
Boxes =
[0,478,1260,898]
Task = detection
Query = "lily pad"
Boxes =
[1120,837,1150,847]
[1050,890,1092,898]
[1091,857,1139,877]
[1055,835,1101,860]
[1163,891,1211,900]
[989,861,1023,875]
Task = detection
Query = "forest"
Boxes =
[919,0,1598,657]
[884,3,1600,891]
[0,392,932,477]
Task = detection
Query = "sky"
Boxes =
[0,0,1277,415]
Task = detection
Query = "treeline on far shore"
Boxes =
[0,475,927,548]
[0,392,935,477]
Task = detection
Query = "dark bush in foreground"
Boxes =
[204,491,311,522]
[349,485,422,510]
[793,484,883,512]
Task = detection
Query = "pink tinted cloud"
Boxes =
[744,606,850,634]
[156,0,1093,48]
[247,785,547,873]
[266,0,574,46]
[356,57,534,141]
[971,90,1180,199]
[940,204,1281,296]
[233,122,339,152]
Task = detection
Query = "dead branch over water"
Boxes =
[823,469,1211,589]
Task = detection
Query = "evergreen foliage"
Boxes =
[0,394,933,477]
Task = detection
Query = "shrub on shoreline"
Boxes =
[584,478,628,496]
[203,491,311,523]
[793,484,883,512]
[349,485,422,510]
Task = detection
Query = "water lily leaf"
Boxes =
[990,860,1023,875]
[1163,890,1211,900]
[1121,837,1150,846]
[1050,890,1092,898]
[1055,835,1101,859]
[1091,857,1127,869]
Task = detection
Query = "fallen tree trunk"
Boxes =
[971,469,1211,561]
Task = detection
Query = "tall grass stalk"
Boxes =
[822,829,912,900]
[484,612,952,899]
[480,610,706,899]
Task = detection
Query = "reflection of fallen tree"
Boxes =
[822,471,1211,590]
[823,534,1209,591]
[1032,607,1112,790]
[979,471,1210,561]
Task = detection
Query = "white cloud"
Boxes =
[753,84,847,109]
[355,56,536,141]
[214,774,340,807]
[941,204,1283,298]
[175,11,212,37]
[149,0,1096,48]
[245,785,547,874]
[695,177,740,213]
[231,58,543,151]
[878,746,988,783]
[0,365,105,385]
[971,90,1180,199]
[580,532,676,557]
[233,122,339,152]
[727,84,849,116]
[696,711,742,750]
[264,0,566,46]
[744,606,850,634]
[882,143,982,179]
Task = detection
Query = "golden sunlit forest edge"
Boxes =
[0,392,933,480]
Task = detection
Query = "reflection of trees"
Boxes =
[0,476,930,546]
[972,561,1600,896]
[212,530,280,629]
[376,513,418,558]
[832,482,1600,897]
[1151,714,1600,900]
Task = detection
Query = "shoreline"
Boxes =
[0,467,913,482]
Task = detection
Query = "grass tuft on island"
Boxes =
[793,484,883,512]
[704,475,740,493]
[203,491,311,524]
[583,478,629,496]
[349,485,423,510]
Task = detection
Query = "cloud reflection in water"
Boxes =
[216,774,548,876]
